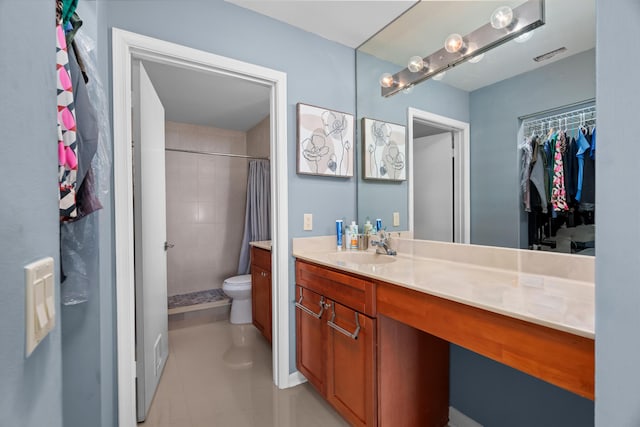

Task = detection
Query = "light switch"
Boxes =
[393,212,400,227]
[25,257,55,357]
[303,213,313,231]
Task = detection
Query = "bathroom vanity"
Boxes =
[250,242,272,343]
[293,237,594,426]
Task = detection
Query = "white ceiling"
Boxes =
[225,0,418,48]
[142,60,271,132]
[143,0,595,131]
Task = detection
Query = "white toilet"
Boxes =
[222,274,252,324]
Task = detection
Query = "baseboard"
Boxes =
[449,406,483,427]
[287,370,308,387]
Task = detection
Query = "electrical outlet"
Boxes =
[303,213,313,231]
[393,212,400,227]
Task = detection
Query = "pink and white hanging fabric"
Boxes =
[57,22,78,220]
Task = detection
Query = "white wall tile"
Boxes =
[165,120,253,295]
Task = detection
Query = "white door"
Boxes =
[133,61,169,422]
[413,132,454,242]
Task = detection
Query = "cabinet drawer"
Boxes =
[296,260,375,317]
[251,246,271,271]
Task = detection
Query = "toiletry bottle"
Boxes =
[336,220,343,251]
[345,221,353,250]
[364,220,373,236]
[376,218,382,233]
[350,221,358,250]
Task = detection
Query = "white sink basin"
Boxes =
[328,251,397,265]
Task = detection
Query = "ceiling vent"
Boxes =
[533,47,568,62]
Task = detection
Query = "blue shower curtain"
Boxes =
[237,159,271,274]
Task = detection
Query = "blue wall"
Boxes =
[595,0,640,424]
[0,1,63,426]
[469,48,595,248]
[98,0,356,390]
[356,51,470,229]
[3,1,634,425]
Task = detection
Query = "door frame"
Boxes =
[407,107,470,243]
[112,28,290,427]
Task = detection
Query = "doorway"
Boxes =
[112,29,290,427]
[407,108,470,243]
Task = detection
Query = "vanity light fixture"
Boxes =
[380,0,545,97]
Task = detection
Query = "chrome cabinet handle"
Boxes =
[294,288,325,319]
[327,304,361,340]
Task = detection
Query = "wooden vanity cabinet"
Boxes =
[295,261,377,427]
[251,246,271,343]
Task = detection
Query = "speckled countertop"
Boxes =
[250,240,272,251]
[292,237,594,339]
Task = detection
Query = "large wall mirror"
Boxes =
[356,0,596,254]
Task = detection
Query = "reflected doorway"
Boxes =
[408,108,470,244]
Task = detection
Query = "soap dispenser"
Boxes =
[349,221,358,250]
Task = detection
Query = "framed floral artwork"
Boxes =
[296,103,354,177]
[362,117,406,181]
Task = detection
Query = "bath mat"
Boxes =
[168,288,228,310]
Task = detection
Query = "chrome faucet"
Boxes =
[371,231,397,256]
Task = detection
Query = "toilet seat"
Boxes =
[223,274,252,290]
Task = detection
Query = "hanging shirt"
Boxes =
[575,128,591,202]
[529,140,548,214]
[57,22,78,220]
[519,136,534,211]
[550,132,569,212]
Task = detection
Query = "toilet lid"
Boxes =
[224,274,252,286]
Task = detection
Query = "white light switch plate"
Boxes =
[303,213,313,231]
[393,212,400,227]
[25,257,55,357]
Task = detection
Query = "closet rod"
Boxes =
[165,147,269,160]
[522,105,596,127]
[519,98,595,121]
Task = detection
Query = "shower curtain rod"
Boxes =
[165,147,269,160]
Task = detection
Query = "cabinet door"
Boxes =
[295,285,327,394]
[252,265,271,343]
[326,300,376,427]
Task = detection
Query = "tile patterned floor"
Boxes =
[139,316,349,427]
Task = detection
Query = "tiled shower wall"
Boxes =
[165,121,249,296]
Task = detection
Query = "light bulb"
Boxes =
[432,71,446,81]
[379,73,395,88]
[514,31,533,43]
[402,85,414,95]
[444,33,464,53]
[408,56,425,73]
[490,6,513,29]
[466,42,484,63]
[468,52,485,63]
